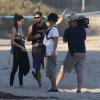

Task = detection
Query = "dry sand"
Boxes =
[0,36,100,100]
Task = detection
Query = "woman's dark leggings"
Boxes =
[10,46,24,86]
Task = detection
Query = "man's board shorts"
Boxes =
[32,55,44,69]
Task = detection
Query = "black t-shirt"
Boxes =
[32,23,48,45]
[63,26,86,54]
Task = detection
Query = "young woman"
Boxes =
[10,14,30,87]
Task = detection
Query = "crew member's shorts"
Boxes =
[46,56,57,78]
[63,52,86,73]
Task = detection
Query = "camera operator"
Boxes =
[56,14,87,93]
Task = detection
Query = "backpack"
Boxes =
[44,26,58,40]
[43,25,58,50]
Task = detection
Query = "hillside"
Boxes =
[0,0,100,15]
[42,0,100,12]
[0,0,100,38]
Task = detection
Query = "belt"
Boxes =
[32,43,43,47]
[15,35,25,41]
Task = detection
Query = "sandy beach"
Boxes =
[0,36,100,100]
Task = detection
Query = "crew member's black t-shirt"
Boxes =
[63,26,86,54]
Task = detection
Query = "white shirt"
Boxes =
[43,25,59,56]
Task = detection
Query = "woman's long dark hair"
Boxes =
[13,14,24,32]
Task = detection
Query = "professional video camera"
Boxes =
[68,14,89,28]
[77,16,89,28]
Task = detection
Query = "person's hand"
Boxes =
[21,47,26,52]
[62,8,72,16]
[34,34,41,38]
[56,8,70,25]
[51,50,56,56]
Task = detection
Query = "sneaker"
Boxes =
[48,88,58,92]
[76,90,81,93]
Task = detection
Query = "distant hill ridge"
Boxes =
[42,0,100,12]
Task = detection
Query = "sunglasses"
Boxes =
[34,17,40,19]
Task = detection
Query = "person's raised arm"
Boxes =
[56,8,69,25]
